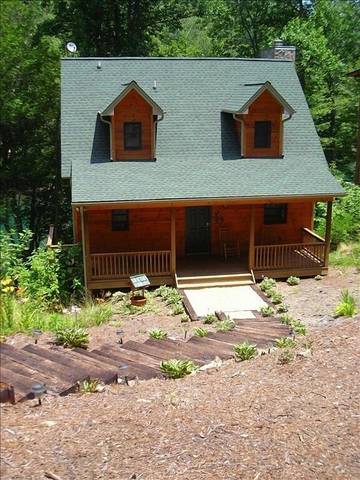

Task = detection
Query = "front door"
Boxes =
[185,207,211,255]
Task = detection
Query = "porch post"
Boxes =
[324,200,333,267]
[80,206,89,292]
[171,208,176,275]
[248,206,255,270]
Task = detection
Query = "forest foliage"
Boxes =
[0,0,359,245]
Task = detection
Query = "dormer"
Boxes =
[223,82,295,158]
[100,81,164,161]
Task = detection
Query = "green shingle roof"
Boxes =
[61,57,343,203]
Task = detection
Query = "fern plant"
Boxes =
[233,341,257,361]
[160,359,198,379]
[54,327,89,349]
[275,336,296,349]
[193,327,208,337]
[335,289,358,317]
[260,305,275,317]
[286,276,300,286]
[216,317,235,332]
[149,328,167,340]
[259,277,276,292]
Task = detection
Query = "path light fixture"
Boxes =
[31,383,46,406]
[116,329,125,344]
[70,305,81,322]
[32,328,42,344]
[118,364,129,385]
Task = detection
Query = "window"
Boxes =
[124,122,141,150]
[111,210,129,231]
[254,121,272,148]
[264,204,287,225]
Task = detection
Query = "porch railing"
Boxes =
[302,227,325,244]
[254,242,325,270]
[90,250,171,280]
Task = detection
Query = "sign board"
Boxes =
[130,274,150,289]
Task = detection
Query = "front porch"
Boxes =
[76,200,332,291]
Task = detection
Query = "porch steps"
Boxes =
[176,272,254,289]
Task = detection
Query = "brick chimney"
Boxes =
[260,39,296,62]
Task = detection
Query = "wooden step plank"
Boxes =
[233,325,285,339]
[0,367,42,403]
[144,338,208,364]
[233,323,291,335]
[1,355,71,395]
[59,349,118,384]
[94,344,161,370]
[122,339,203,364]
[207,331,274,347]
[186,336,235,359]
[89,348,162,380]
[22,345,93,382]
[2,343,88,384]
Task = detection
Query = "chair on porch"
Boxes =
[219,227,240,261]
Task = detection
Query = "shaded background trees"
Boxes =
[1,0,359,246]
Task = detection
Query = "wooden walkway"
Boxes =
[0,316,291,404]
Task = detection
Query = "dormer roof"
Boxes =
[100,80,163,117]
[223,81,295,115]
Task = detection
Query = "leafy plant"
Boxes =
[193,327,208,337]
[275,336,296,349]
[335,289,358,317]
[277,303,289,314]
[216,317,235,332]
[287,276,300,286]
[160,359,198,379]
[148,328,167,340]
[0,229,33,279]
[292,320,307,336]
[279,314,294,325]
[180,314,190,323]
[266,289,276,298]
[270,292,284,305]
[260,305,275,317]
[278,349,294,365]
[259,277,276,292]
[171,302,185,316]
[203,313,217,324]
[233,341,257,361]
[54,326,89,349]
[80,378,102,394]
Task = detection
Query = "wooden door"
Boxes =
[185,207,211,255]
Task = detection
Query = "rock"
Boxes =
[199,356,222,371]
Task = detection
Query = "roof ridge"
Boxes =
[61,56,293,63]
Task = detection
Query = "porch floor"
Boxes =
[176,255,249,278]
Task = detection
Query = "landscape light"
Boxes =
[116,329,125,344]
[32,328,42,344]
[31,383,46,406]
[119,364,129,385]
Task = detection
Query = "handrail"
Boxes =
[90,250,171,279]
[254,242,325,270]
[302,227,325,243]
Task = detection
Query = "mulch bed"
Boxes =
[1,314,359,480]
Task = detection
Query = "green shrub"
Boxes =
[265,288,276,298]
[149,328,167,340]
[80,378,102,393]
[270,292,284,305]
[216,317,235,332]
[233,341,257,361]
[260,305,275,317]
[0,229,32,279]
[171,302,185,315]
[277,303,289,314]
[287,276,300,286]
[180,314,190,323]
[193,327,208,337]
[203,313,217,324]
[275,336,296,349]
[160,359,198,379]
[54,327,89,349]
[259,277,276,292]
[335,289,358,317]
[279,313,293,325]
[292,320,307,336]
[278,349,294,365]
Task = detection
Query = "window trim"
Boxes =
[264,204,287,225]
[111,209,129,231]
[124,122,142,150]
[254,120,272,149]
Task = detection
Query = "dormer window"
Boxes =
[124,122,142,150]
[254,121,272,148]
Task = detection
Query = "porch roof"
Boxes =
[61,57,344,203]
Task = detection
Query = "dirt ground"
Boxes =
[1,267,359,479]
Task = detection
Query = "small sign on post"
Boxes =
[129,274,150,306]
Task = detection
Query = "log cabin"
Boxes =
[61,45,344,292]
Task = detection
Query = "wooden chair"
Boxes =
[219,227,240,261]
